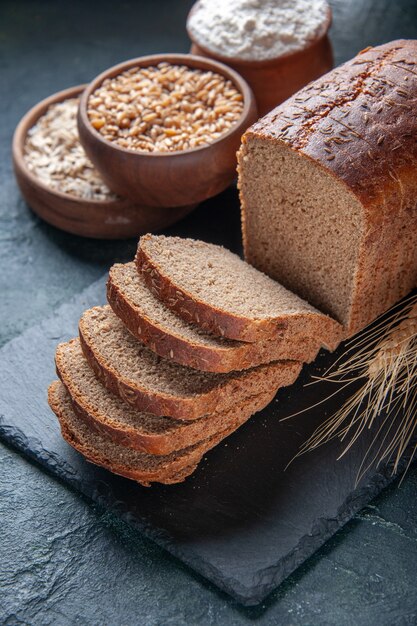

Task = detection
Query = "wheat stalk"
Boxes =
[288,295,417,482]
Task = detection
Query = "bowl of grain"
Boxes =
[12,85,195,239]
[77,53,257,207]
[187,0,333,117]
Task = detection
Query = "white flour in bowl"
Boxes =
[187,0,330,61]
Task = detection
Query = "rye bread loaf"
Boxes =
[107,262,322,372]
[48,381,238,486]
[78,305,302,420]
[136,234,342,349]
[238,40,417,337]
[55,338,277,455]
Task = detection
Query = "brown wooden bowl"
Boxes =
[187,4,333,117]
[12,85,196,239]
[77,53,257,207]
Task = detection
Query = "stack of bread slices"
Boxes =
[48,234,342,486]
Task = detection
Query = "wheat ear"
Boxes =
[292,296,417,480]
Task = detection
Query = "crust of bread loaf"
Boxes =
[55,342,277,454]
[78,316,302,420]
[68,388,276,455]
[239,39,417,335]
[62,418,199,486]
[136,238,342,349]
[49,381,248,486]
[107,270,321,372]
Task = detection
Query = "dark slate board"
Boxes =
[0,276,412,605]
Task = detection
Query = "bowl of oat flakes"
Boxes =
[77,53,257,207]
[12,85,195,239]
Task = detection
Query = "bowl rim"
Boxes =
[186,3,332,68]
[12,84,129,208]
[78,52,256,159]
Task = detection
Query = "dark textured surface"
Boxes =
[2,442,416,626]
[1,0,417,623]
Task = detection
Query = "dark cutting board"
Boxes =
[0,276,412,606]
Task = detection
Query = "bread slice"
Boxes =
[49,381,247,486]
[78,305,302,420]
[136,234,342,349]
[107,262,322,373]
[55,338,277,455]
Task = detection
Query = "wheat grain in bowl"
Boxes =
[24,98,117,201]
[86,62,245,152]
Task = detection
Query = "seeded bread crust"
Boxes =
[61,420,198,485]
[62,418,199,486]
[49,381,245,486]
[55,338,277,455]
[136,235,342,349]
[78,306,302,420]
[69,385,276,455]
[107,262,321,372]
[239,40,417,335]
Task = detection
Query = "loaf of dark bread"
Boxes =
[55,338,277,455]
[136,234,342,348]
[78,305,302,420]
[49,381,245,486]
[107,262,322,372]
[238,39,417,336]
